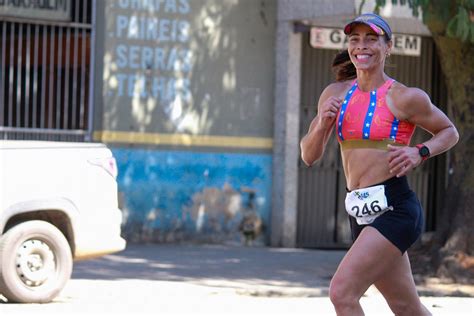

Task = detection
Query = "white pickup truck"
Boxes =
[0,140,126,303]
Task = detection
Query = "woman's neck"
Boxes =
[356,71,388,92]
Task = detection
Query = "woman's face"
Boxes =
[347,23,392,71]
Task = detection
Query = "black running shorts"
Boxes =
[348,176,424,254]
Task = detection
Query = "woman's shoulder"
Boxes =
[388,81,433,116]
[390,81,430,100]
[389,81,431,106]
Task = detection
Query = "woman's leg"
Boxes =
[329,226,405,316]
[374,253,432,315]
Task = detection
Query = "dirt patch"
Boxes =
[410,246,474,297]
[414,275,474,297]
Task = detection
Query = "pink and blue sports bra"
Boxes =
[336,79,415,150]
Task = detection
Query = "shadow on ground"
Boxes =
[71,244,474,298]
[72,244,343,296]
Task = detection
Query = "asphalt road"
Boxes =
[0,244,473,315]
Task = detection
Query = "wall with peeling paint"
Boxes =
[114,149,272,244]
[91,0,277,244]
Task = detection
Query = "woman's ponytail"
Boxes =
[332,50,356,82]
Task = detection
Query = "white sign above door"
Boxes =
[310,27,421,57]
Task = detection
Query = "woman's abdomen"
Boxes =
[342,147,394,190]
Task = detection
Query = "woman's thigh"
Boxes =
[374,253,426,314]
[331,226,403,298]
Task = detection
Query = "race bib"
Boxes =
[345,184,393,225]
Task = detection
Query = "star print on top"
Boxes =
[336,79,415,147]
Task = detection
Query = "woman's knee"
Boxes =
[329,275,360,308]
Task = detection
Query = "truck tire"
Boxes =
[0,220,73,303]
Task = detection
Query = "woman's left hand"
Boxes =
[387,145,422,177]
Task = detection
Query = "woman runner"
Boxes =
[300,13,459,316]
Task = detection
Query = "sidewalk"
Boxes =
[73,243,343,297]
[69,244,474,315]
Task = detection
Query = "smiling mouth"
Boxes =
[355,54,372,60]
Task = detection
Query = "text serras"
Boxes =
[116,45,193,72]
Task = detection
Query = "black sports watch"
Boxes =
[415,144,430,162]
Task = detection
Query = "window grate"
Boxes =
[0,0,94,142]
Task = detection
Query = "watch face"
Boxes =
[420,146,430,157]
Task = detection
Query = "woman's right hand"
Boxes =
[300,83,346,166]
[316,96,342,130]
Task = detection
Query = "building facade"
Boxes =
[0,0,448,247]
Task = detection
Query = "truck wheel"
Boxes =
[0,220,73,303]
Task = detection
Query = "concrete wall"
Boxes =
[96,0,275,138]
[93,0,276,244]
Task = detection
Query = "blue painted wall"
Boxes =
[113,148,272,244]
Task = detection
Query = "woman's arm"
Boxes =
[387,87,459,177]
[300,84,343,166]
